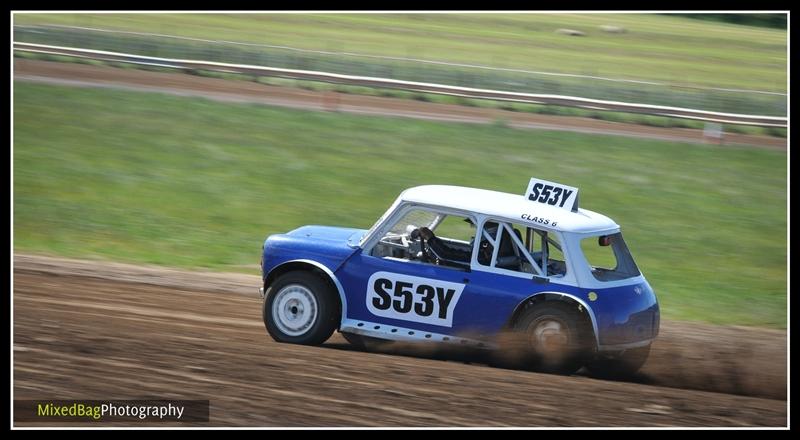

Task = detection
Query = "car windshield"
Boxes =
[580,232,641,281]
[360,197,403,247]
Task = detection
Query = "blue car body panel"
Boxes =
[261,225,362,279]
[261,225,659,350]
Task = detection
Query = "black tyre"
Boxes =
[510,302,592,374]
[341,332,392,351]
[263,271,338,345]
[585,344,651,379]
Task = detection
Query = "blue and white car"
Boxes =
[259,178,659,375]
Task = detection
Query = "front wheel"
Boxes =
[585,345,651,379]
[263,271,338,345]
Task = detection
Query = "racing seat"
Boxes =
[495,227,523,271]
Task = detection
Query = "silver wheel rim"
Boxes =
[531,319,569,355]
[272,284,318,337]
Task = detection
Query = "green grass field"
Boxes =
[14,13,787,92]
[13,82,787,328]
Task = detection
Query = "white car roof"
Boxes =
[400,185,619,234]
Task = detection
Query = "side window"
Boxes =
[476,220,533,274]
[371,208,436,259]
[580,236,616,269]
[526,227,567,277]
[477,220,566,277]
[370,207,476,270]
[433,215,474,244]
[494,223,526,272]
[580,232,640,281]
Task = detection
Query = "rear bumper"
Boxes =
[598,305,660,346]
[592,282,660,348]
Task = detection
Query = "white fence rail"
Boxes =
[13,42,788,128]
[17,24,788,97]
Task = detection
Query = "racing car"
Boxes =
[259,178,659,375]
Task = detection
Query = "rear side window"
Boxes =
[476,220,565,277]
[580,232,640,281]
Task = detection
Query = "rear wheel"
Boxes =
[263,271,338,345]
[510,302,592,374]
[585,345,651,379]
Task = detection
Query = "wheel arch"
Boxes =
[506,291,599,350]
[264,259,346,328]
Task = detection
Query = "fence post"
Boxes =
[703,122,724,145]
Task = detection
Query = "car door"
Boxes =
[461,219,552,335]
[338,250,511,339]
[339,250,462,324]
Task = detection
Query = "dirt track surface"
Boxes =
[13,59,786,150]
[13,254,786,427]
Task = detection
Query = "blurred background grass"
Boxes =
[12,49,787,138]
[15,13,786,92]
[13,82,786,328]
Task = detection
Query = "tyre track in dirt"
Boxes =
[12,254,786,427]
